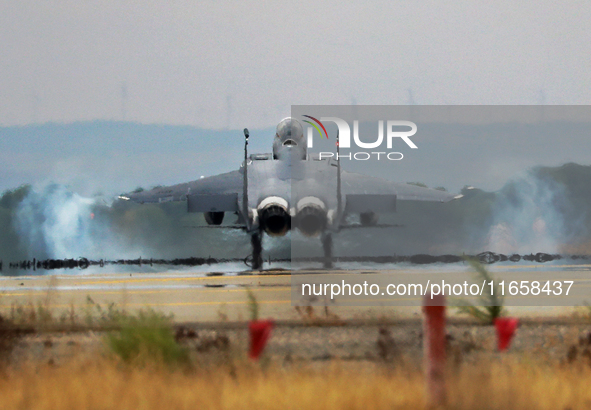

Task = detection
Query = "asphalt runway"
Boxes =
[0,264,589,322]
[0,271,294,322]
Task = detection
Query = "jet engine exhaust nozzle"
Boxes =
[296,197,327,237]
[258,197,290,237]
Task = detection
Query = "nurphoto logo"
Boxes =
[303,116,418,161]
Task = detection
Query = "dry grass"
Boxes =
[1,283,590,408]
[0,358,590,409]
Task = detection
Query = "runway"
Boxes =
[0,264,589,321]
[0,270,295,322]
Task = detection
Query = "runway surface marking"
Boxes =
[0,287,292,297]
[0,299,291,310]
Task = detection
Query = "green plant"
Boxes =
[105,309,188,367]
[246,288,259,321]
[456,258,506,324]
[9,302,53,326]
[84,297,127,327]
[571,304,591,322]
[36,304,53,325]
[217,303,229,322]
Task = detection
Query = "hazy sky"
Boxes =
[1,1,591,129]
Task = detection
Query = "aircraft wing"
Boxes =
[119,170,243,204]
[341,171,461,203]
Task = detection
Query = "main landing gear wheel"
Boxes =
[322,233,333,269]
[251,231,263,270]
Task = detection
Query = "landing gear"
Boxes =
[322,232,333,269]
[251,231,263,270]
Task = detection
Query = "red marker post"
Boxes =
[248,319,274,360]
[494,317,519,352]
[423,294,447,407]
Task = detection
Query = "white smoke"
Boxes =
[12,183,288,265]
[15,184,139,259]
[485,172,571,254]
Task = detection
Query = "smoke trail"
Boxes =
[15,184,111,259]
[11,183,291,264]
[486,171,576,254]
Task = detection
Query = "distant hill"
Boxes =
[4,119,591,197]
[0,121,275,195]
[0,121,272,155]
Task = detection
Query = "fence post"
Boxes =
[423,293,447,407]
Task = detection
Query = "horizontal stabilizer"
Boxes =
[187,193,239,213]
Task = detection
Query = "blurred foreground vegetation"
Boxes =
[0,356,590,409]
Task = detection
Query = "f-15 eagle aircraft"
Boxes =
[119,118,462,269]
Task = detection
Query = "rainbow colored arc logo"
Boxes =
[302,115,329,139]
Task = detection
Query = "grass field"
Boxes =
[1,270,590,409]
[0,358,590,409]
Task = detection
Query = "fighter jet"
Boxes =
[119,118,462,269]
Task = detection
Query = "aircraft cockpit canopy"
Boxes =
[273,117,307,160]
